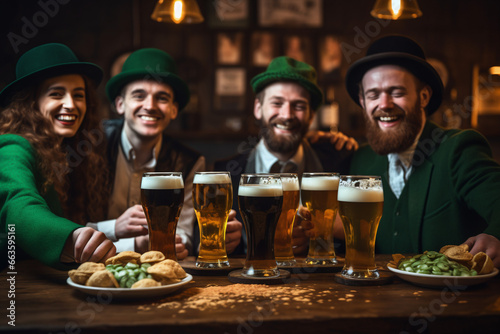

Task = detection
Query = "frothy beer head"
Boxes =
[338,187,383,202]
[301,176,339,191]
[239,184,283,197]
[281,177,299,191]
[141,175,184,189]
[194,173,231,184]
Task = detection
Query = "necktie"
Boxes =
[270,161,298,173]
[388,154,405,198]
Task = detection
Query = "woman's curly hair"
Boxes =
[0,75,109,225]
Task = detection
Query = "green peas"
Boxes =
[106,261,154,288]
[397,251,478,277]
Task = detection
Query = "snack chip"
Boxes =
[131,278,161,289]
[68,262,105,285]
[147,259,187,284]
[471,252,494,275]
[86,270,120,288]
[105,251,141,266]
[440,244,473,267]
[140,251,166,264]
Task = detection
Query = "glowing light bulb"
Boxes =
[390,0,402,19]
[171,0,185,24]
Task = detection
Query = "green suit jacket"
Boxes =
[0,134,80,270]
[350,121,500,254]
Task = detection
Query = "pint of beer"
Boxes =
[301,172,340,265]
[238,174,283,278]
[193,172,232,268]
[141,172,184,261]
[274,173,300,266]
[338,176,383,279]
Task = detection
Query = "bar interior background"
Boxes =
[1,0,500,165]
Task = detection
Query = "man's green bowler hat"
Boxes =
[0,43,103,107]
[106,48,190,111]
[250,56,323,111]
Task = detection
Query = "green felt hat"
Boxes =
[250,56,323,111]
[106,48,190,111]
[0,43,103,107]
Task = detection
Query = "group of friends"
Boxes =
[1,34,499,270]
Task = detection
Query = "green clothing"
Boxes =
[0,134,80,270]
[350,121,500,254]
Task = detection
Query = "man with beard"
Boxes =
[214,56,355,255]
[343,35,500,267]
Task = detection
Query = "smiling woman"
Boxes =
[0,43,116,270]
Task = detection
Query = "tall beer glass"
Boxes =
[274,173,300,266]
[193,172,232,268]
[238,174,283,277]
[301,172,340,265]
[141,172,184,261]
[338,175,384,279]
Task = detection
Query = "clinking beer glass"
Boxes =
[338,175,384,279]
[238,174,283,277]
[193,172,233,268]
[141,172,184,261]
[301,172,340,265]
[274,173,300,266]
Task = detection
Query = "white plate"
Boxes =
[67,274,192,299]
[387,266,498,288]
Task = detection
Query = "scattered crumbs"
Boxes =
[345,294,355,298]
[458,300,468,304]
[178,310,186,313]
[350,290,357,293]
[365,300,371,303]
[346,299,353,302]
[138,306,151,311]
[338,298,346,301]
[317,299,324,304]
[330,306,335,309]
[440,304,448,308]
[328,299,332,302]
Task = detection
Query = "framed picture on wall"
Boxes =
[208,0,249,28]
[217,32,244,65]
[251,32,275,67]
[318,35,342,82]
[214,68,246,113]
[258,0,323,27]
[284,35,313,65]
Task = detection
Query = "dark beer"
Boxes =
[238,183,283,277]
[141,173,184,261]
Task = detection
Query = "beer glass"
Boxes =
[238,174,283,277]
[338,175,384,279]
[193,172,232,268]
[141,172,184,261]
[274,173,300,266]
[301,172,340,265]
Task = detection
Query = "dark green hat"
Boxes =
[250,56,323,111]
[106,48,190,111]
[0,43,103,107]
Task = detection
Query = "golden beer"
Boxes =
[141,172,184,261]
[301,173,339,265]
[238,175,283,277]
[274,174,299,266]
[338,176,384,279]
[193,172,232,268]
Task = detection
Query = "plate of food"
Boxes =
[67,250,193,299]
[387,246,498,288]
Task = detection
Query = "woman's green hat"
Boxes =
[250,56,323,111]
[106,48,190,111]
[0,43,103,107]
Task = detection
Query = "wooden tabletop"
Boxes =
[1,256,499,334]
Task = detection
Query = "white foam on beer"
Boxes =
[281,178,299,191]
[337,187,383,202]
[238,184,283,197]
[193,173,231,184]
[141,175,184,189]
[301,176,339,191]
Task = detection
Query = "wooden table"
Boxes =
[1,256,499,334]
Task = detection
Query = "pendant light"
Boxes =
[151,0,204,24]
[371,0,422,20]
